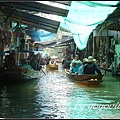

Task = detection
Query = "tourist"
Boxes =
[78,58,88,75]
[69,55,82,74]
[83,56,102,75]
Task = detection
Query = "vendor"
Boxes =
[49,58,56,65]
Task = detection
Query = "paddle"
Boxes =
[38,65,46,75]
[41,68,46,75]
[34,59,46,75]
[32,56,46,76]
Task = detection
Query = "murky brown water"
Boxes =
[0,64,120,119]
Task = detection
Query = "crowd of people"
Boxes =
[3,51,59,71]
[3,51,105,75]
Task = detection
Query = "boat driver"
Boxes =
[49,58,56,65]
[83,56,102,75]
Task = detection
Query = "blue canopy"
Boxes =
[26,29,56,42]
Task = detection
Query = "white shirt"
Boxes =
[49,60,56,64]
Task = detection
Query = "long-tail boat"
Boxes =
[46,64,58,70]
[65,69,103,86]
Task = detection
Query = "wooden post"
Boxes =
[105,22,109,74]
[100,28,102,65]
[114,18,118,76]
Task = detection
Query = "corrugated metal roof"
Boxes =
[0,2,68,17]
[53,1,71,6]
[0,1,69,33]
[2,7,60,33]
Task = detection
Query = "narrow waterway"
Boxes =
[0,64,120,119]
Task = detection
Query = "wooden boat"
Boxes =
[65,69,103,86]
[3,49,47,83]
[4,66,41,82]
[46,64,58,70]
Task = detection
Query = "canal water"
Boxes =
[0,64,120,119]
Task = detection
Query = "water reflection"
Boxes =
[0,65,120,118]
[66,73,120,119]
[33,70,75,118]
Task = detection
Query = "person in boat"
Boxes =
[83,56,102,75]
[78,58,88,75]
[20,59,33,69]
[4,53,15,68]
[49,58,56,65]
[62,55,72,69]
[45,56,51,65]
[69,55,83,74]
[35,52,41,70]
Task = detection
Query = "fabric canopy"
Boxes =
[26,29,56,42]
[60,1,119,50]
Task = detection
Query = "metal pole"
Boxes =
[93,30,95,57]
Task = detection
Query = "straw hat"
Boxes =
[83,58,88,63]
[87,56,94,62]
[93,59,96,62]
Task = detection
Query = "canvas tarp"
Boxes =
[60,1,119,50]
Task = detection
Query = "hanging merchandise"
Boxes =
[8,30,12,42]
[16,37,20,47]
[12,22,23,49]
[20,32,25,50]
[0,29,12,46]
[10,32,15,45]
[20,38,25,50]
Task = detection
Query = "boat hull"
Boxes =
[65,69,103,86]
[46,64,58,70]
[5,67,40,82]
